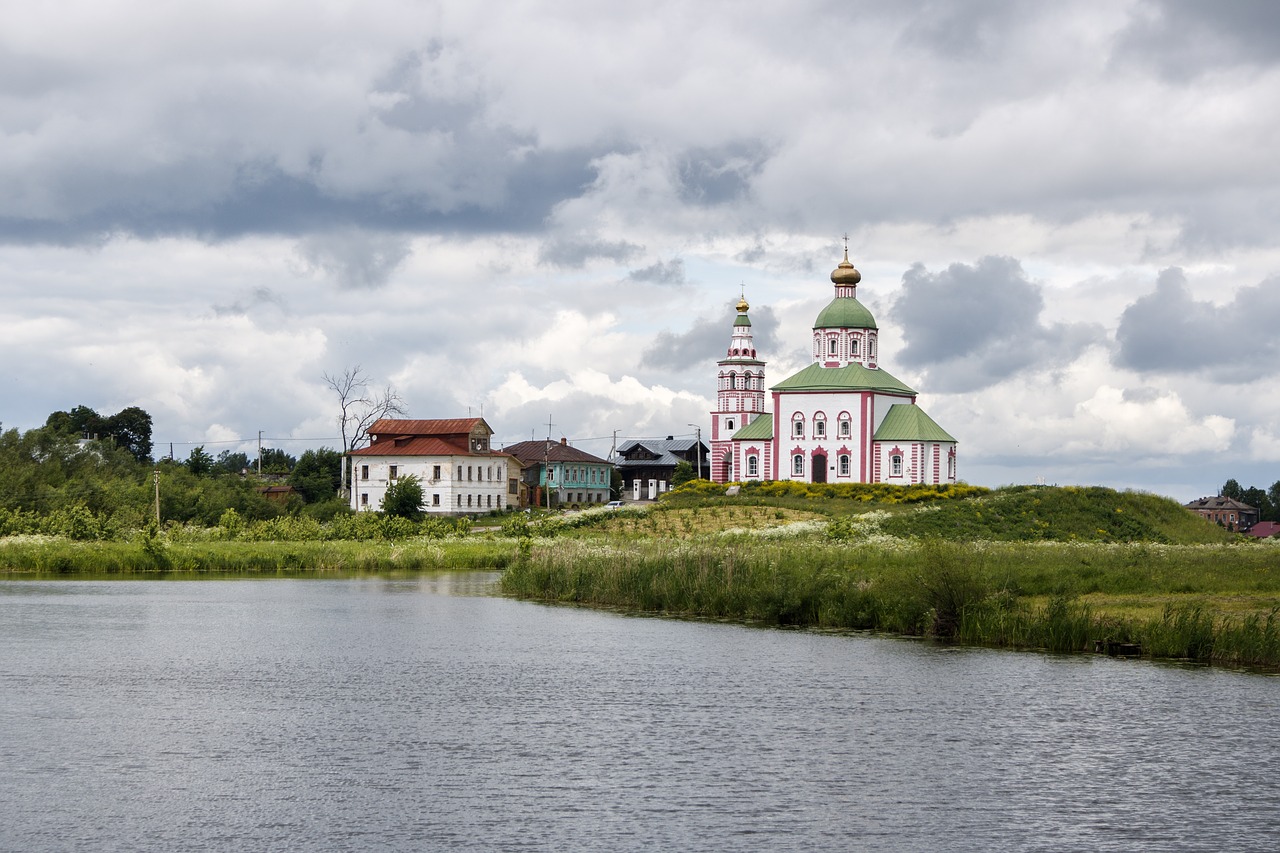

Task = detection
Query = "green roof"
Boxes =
[872,404,956,443]
[734,315,752,327]
[772,362,916,394]
[731,413,774,441]
[813,296,877,330]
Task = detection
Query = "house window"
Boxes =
[793,454,804,476]
[487,495,492,508]
[509,478,518,495]
[891,455,903,477]
[456,467,462,480]
[360,493,368,506]
[433,494,440,506]
[361,465,369,480]
[432,465,441,480]
[457,495,462,506]
[839,454,850,476]
[389,465,398,480]
[497,495,502,509]
[467,495,472,507]
[467,466,473,481]
[747,455,759,477]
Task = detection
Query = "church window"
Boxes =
[839,454,850,476]
[792,415,805,438]
[829,338,838,355]
[792,454,804,476]
[852,339,859,356]
[891,455,903,477]
[727,419,735,431]
[948,454,956,480]
[839,416,851,438]
[815,416,826,438]
[747,455,759,477]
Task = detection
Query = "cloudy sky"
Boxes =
[3,0,1279,500]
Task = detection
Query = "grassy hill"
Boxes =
[876,485,1235,545]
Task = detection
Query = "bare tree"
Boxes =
[323,365,407,496]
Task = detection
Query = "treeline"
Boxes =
[1221,479,1280,522]
[1,410,348,537]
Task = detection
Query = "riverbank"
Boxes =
[499,536,1280,668]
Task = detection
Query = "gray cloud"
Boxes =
[1114,267,1280,379]
[628,258,686,285]
[538,237,643,269]
[213,287,287,318]
[643,305,780,371]
[1114,0,1280,79]
[676,142,772,206]
[295,230,413,290]
[891,256,1105,391]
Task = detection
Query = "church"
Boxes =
[709,248,957,485]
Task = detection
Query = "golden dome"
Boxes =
[736,296,750,313]
[831,247,862,286]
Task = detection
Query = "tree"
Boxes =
[186,445,214,477]
[289,448,344,503]
[671,460,695,487]
[610,468,624,500]
[215,450,251,475]
[103,406,153,462]
[1221,479,1243,500]
[323,365,406,496]
[381,475,423,520]
[255,447,296,474]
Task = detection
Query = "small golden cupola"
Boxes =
[830,246,861,297]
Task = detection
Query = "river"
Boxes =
[2,573,1278,851]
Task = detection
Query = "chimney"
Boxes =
[667,435,674,440]
[560,437,568,445]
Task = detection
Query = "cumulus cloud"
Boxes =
[628,258,685,285]
[295,230,413,290]
[642,306,780,372]
[538,236,643,268]
[890,256,1105,391]
[1114,267,1280,379]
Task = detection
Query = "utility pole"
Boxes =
[257,430,263,475]
[153,467,161,525]
[687,424,702,480]
[545,415,554,511]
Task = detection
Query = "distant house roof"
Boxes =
[503,439,610,466]
[366,418,488,439]
[731,413,774,441]
[351,417,502,459]
[771,362,916,395]
[1184,496,1258,513]
[616,438,705,469]
[872,404,956,443]
[1245,521,1280,539]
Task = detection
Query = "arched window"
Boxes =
[839,415,851,438]
[814,414,826,438]
[726,418,735,431]
[792,454,804,476]
[851,339,859,356]
[747,455,759,477]
[891,454,903,477]
[839,454,850,476]
[828,338,838,355]
[792,414,805,438]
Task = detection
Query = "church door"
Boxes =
[722,452,733,482]
[812,453,827,484]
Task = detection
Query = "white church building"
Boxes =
[710,249,957,486]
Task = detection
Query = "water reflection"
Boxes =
[2,574,1278,852]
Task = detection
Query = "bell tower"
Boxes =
[710,292,766,483]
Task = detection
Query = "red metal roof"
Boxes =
[1246,521,1280,538]
[367,418,487,439]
